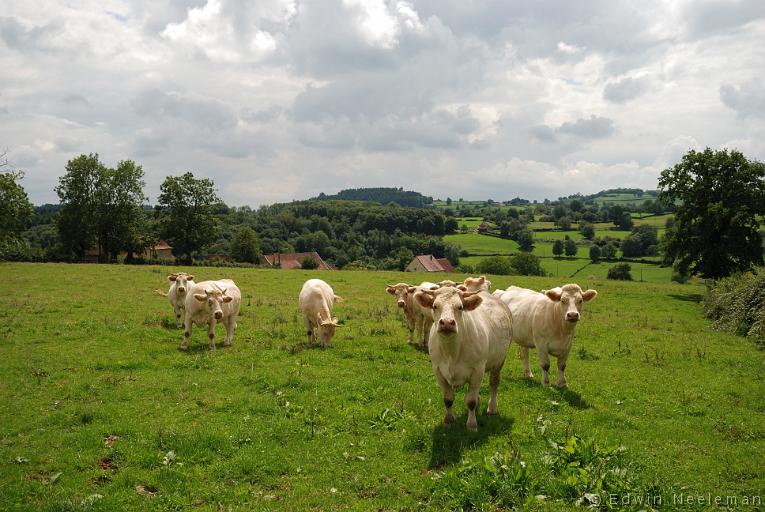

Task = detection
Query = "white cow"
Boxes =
[158,272,195,328]
[299,279,343,347]
[462,275,492,293]
[386,283,417,343]
[181,279,241,350]
[497,284,597,387]
[406,281,438,348]
[415,287,513,431]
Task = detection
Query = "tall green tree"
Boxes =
[55,154,103,259]
[157,172,221,263]
[230,226,262,263]
[564,238,577,257]
[0,170,33,241]
[659,148,765,278]
[552,240,564,258]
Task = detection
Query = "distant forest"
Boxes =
[314,187,433,208]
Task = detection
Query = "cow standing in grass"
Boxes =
[160,273,195,328]
[462,275,491,293]
[496,284,597,387]
[300,279,343,347]
[407,281,438,348]
[415,286,513,431]
[181,279,241,350]
[386,283,417,343]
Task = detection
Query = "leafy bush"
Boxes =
[705,268,765,348]
[477,256,515,275]
[607,263,633,281]
[436,450,533,510]
[511,252,546,276]
[300,256,320,270]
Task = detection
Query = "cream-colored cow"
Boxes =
[415,287,513,431]
[300,279,343,347]
[181,279,241,350]
[496,284,597,387]
[386,283,417,343]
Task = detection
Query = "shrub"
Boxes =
[300,256,320,270]
[511,252,546,276]
[705,268,765,348]
[607,263,633,281]
[477,256,515,275]
[589,244,601,262]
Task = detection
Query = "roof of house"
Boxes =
[154,240,172,250]
[410,254,448,272]
[436,258,455,273]
[264,252,332,270]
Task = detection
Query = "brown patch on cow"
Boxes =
[467,400,477,411]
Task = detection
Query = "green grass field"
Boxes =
[455,217,485,229]
[444,234,519,255]
[1,263,763,511]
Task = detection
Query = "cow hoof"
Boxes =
[179,344,188,350]
[466,423,478,432]
[223,341,231,347]
[486,409,498,416]
[444,414,455,426]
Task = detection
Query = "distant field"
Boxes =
[1,263,763,510]
[532,230,584,241]
[591,193,656,206]
[455,217,485,229]
[444,233,518,255]
[632,214,673,228]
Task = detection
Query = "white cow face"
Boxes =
[318,317,340,344]
[386,283,410,308]
[462,275,491,292]
[545,284,597,323]
[415,287,482,335]
[194,288,232,320]
[169,273,194,295]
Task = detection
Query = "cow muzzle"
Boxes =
[214,311,223,320]
[178,287,185,293]
[397,301,405,308]
[438,318,457,333]
[566,312,580,322]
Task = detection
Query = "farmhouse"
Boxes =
[144,240,175,261]
[264,251,332,270]
[406,254,454,273]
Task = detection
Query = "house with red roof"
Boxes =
[263,252,332,270]
[405,254,454,273]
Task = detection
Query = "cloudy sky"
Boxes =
[2,0,764,206]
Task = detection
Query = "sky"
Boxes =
[2,0,764,206]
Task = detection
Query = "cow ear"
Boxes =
[194,293,207,302]
[457,285,468,292]
[332,317,341,327]
[415,292,434,309]
[186,275,194,281]
[462,294,482,311]
[168,275,177,281]
[386,286,396,295]
[582,289,598,302]
[545,289,562,302]
[222,296,233,303]
[478,276,486,283]
[407,286,417,294]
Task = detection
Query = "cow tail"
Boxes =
[155,289,169,297]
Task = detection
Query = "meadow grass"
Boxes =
[444,234,519,255]
[0,263,763,511]
[455,217,485,229]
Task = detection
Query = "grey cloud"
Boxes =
[603,76,650,103]
[61,94,91,107]
[684,0,765,38]
[0,16,63,53]
[720,81,765,119]
[558,115,615,139]
[132,88,237,130]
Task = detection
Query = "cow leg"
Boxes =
[415,314,424,346]
[180,313,192,350]
[520,346,533,379]
[434,368,455,426]
[556,355,568,388]
[465,369,484,431]
[422,318,433,349]
[223,316,236,347]
[537,350,551,386]
[406,314,415,343]
[303,316,314,346]
[487,365,502,415]
[173,305,182,328]
[208,320,217,350]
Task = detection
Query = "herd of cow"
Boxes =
[159,272,597,432]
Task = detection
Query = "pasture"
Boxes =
[1,263,763,510]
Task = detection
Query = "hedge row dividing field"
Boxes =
[1,263,763,510]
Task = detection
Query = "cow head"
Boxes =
[462,275,491,293]
[194,287,232,320]
[169,273,194,295]
[415,287,482,336]
[386,283,411,308]
[437,279,458,288]
[544,284,597,323]
[318,317,341,344]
